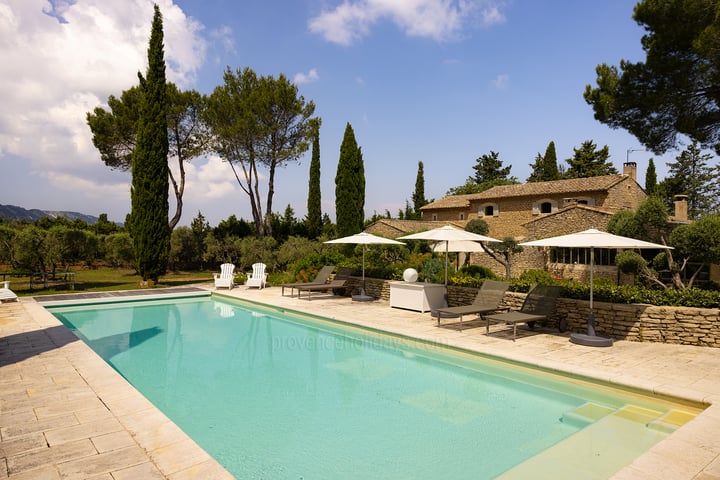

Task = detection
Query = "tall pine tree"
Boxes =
[306,127,322,239]
[131,4,170,283]
[564,140,617,178]
[660,142,716,219]
[335,123,365,236]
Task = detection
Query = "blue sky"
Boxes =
[0,0,681,226]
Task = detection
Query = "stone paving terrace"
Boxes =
[1,285,720,479]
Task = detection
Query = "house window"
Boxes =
[459,213,465,220]
[432,214,438,221]
[478,203,499,217]
[550,247,617,266]
[532,199,558,215]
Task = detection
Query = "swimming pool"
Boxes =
[49,297,702,479]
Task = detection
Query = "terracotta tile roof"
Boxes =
[421,175,627,210]
[364,219,465,237]
[522,203,616,227]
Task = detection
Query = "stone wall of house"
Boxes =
[603,177,647,211]
[336,280,720,347]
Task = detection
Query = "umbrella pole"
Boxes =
[362,245,366,295]
[352,245,373,302]
[588,247,596,336]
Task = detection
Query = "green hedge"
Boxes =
[504,279,720,308]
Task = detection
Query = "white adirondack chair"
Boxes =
[246,263,267,289]
[214,263,235,290]
[0,281,18,302]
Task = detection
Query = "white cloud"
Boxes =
[0,0,207,190]
[183,156,238,201]
[493,73,509,90]
[308,0,506,45]
[294,68,320,85]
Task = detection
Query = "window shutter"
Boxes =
[532,202,539,215]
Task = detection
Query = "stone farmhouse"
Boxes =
[367,162,693,282]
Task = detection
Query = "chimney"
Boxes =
[674,195,688,222]
[623,161,637,181]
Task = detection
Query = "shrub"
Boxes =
[518,269,555,285]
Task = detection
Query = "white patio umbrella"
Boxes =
[430,240,486,253]
[325,232,405,301]
[431,240,486,272]
[520,228,672,347]
[398,225,500,286]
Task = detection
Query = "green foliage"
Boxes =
[447,151,518,195]
[306,127,322,238]
[205,66,318,236]
[615,250,648,275]
[131,5,170,282]
[527,141,561,182]
[465,218,489,235]
[564,140,617,178]
[104,233,134,268]
[169,226,204,271]
[663,142,717,219]
[584,0,720,155]
[645,158,657,196]
[335,123,365,237]
[419,257,445,284]
[214,215,253,240]
[411,160,428,219]
[608,196,668,242]
[450,264,499,287]
[670,214,720,265]
[518,269,555,285]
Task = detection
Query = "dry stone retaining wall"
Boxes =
[339,279,720,348]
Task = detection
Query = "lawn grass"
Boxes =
[4,268,213,297]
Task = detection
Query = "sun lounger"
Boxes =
[483,284,562,340]
[433,280,510,329]
[296,267,352,300]
[281,265,335,297]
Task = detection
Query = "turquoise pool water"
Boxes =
[49,297,698,479]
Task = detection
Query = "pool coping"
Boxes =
[2,286,720,479]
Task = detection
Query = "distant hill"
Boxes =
[0,204,99,224]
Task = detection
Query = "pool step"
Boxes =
[561,402,615,428]
[498,406,672,480]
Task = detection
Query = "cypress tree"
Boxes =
[306,128,322,239]
[412,160,428,219]
[645,158,657,195]
[335,123,365,237]
[541,141,561,181]
[131,4,170,283]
